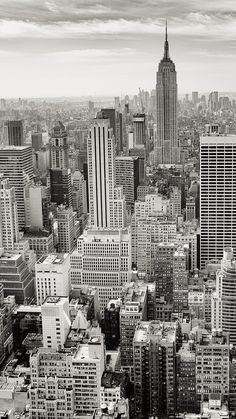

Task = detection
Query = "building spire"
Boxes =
[164,19,169,59]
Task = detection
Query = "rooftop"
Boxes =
[201,135,236,144]
[0,145,31,151]
[24,229,52,238]
[134,321,177,344]
[73,336,102,361]
[101,371,126,389]
[0,252,21,261]
[37,253,68,265]
[177,343,195,361]
[14,305,41,314]
[43,296,68,306]
[81,227,130,241]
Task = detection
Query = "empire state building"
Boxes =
[156,24,180,165]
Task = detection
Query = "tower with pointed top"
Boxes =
[155,23,180,165]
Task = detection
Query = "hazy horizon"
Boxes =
[0,0,236,97]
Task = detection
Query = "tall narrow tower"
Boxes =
[87,116,125,228]
[50,121,68,169]
[156,23,179,165]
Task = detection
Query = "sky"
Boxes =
[0,0,236,97]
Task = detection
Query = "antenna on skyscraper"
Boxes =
[164,19,169,59]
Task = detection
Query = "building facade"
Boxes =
[155,25,180,165]
[70,228,132,315]
[0,146,33,228]
[200,135,236,268]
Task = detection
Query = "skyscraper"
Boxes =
[25,184,51,230]
[88,117,114,227]
[50,167,72,207]
[133,113,146,147]
[0,177,19,250]
[87,117,125,228]
[41,296,71,350]
[200,135,236,268]
[156,23,179,165]
[36,253,70,305]
[31,132,43,151]
[70,227,132,315]
[4,120,24,146]
[0,146,33,228]
[115,156,140,212]
[101,108,122,152]
[56,205,76,253]
[134,321,181,418]
[50,121,69,169]
[212,248,236,345]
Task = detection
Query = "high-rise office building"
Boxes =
[70,228,132,315]
[29,323,105,418]
[194,328,229,407]
[133,113,146,147]
[120,282,147,379]
[186,197,196,221]
[0,177,19,250]
[31,132,43,151]
[25,184,51,230]
[212,248,236,345]
[88,117,113,228]
[72,170,88,216]
[200,135,236,268]
[176,343,197,413]
[173,247,189,313]
[0,251,34,304]
[88,100,95,115]
[115,156,140,212]
[50,168,72,207]
[154,242,176,303]
[170,186,182,217]
[133,321,181,419]
[36,254,70,305]
[208,91,219,113]
[87,117,125,228]
[155,24,179,165]
[41,296,71,350]
[4,120,24,146]
[0,146,33,228]
[104,300,120,350]
[101,108,122,152]
[50,121,69,169]
[56,205,76,253]
[192,91,199,106]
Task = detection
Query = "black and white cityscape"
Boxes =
[0,1,236,418]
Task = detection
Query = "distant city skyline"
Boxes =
[0,0,236,97]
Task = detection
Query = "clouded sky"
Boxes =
[0,0,236,97]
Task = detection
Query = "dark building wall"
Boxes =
[104,306,120,350]
[50,169,72,207]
